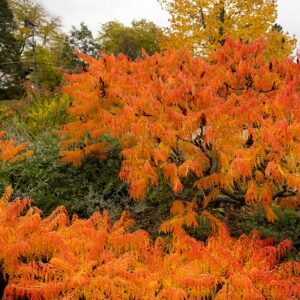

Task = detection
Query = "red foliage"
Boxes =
[0,131,32,162]
[59,38,300,220]
[0,188,299,299]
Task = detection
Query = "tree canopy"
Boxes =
[0,0,24,99]
[8,0,62,55]
[68,22,99,58]
[158,0,296,57]
[98,19,164,60]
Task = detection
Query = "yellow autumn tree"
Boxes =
[158,0,296,58]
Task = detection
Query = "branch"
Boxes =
[259,82,277,93]
[199,7,207,29]
[170,146,185,165]
[178,104,188,116]
[225,82,244,91]
[0,270,8,299]
[221,190,245,203]
[135,111,154,117]
[192,128,219,174]
[273,189,297,199]
[99,76,108,97]
[207,194,242,207]
[209,150,219,174]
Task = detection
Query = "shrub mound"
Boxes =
[0,187,299,299]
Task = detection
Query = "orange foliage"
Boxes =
[0,188,299,299]
[0,131,33,162]
[59,38,300,220]
[278,195,300,210]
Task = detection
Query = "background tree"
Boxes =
[158,0,296,57]
[34,46,62,91]
[0,0,24,99]
[8,0,62,55]
[265,22,297,59]
[60,36,84,72]
[98,19,164,60]
[6,0,65,93]
[68,22,99,58]
[60,22,99,73]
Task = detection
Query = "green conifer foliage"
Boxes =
[0,0,23,99]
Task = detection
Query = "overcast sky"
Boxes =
[38,0,300,49]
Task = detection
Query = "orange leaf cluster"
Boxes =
[59,38,300,219]
[0,131,33,163]
[0,188,299,299]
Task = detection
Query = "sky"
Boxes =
[38,0,300,49]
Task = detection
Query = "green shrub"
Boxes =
[0,128,174,232]
[0,131,131,219]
